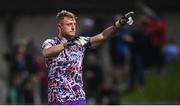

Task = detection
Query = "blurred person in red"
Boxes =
[41,10,134,105]
[144,15,168,74]
[135,0,168,73]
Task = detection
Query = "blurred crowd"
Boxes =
[0,1,180,105]
[82,1,180,105]
[1,37,48,104]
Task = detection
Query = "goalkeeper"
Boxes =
[42,10,134,105]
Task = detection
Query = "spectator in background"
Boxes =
[127,15,149,92]
[145,15,168,74]
[24,37,38,74]
[3,37,36,84]
[109,14,133,88]
[34,53,48,104]
[7,73,29,104]
[3,37,40,104]
[3,40,30,104]
[135,0,168,74]
[83,52,103,105]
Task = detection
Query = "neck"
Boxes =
[58,33,75,40]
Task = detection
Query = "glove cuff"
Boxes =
[63,36,79,49]
[114,20,121,28]
[63,42,69,49]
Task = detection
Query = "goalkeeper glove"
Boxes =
[114,11,134,28]
[74,36,89,46]
[63,36,89,48]
[63,36,79,48]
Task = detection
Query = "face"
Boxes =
[58,17,76,38]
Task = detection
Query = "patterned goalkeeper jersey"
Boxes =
[42,36,90,103]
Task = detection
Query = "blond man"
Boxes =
[42,10,134,105]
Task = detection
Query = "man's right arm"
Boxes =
[42,37,79,58]
[42,44,65,58]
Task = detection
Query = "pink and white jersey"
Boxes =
[42,36,90,103]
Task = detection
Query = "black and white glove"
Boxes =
[114,11,134,28]
[74,36,89,46]
[63,36,79,48]
[63,36,89,48]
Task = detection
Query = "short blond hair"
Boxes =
[56,10,77,22]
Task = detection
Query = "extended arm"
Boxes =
[90,25,119,47]
[90,11,134,47]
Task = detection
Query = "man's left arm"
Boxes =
[90,11,134,47]
[71,11,134,48]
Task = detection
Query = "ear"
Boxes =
[57,23,61,28]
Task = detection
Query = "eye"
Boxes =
[67,23,71,26]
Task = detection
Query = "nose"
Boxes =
[71,24,75,31]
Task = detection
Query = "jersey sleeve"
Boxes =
[42,39,55,49]
[84,37,92,49]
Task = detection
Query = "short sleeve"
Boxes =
[42,39,55,49]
